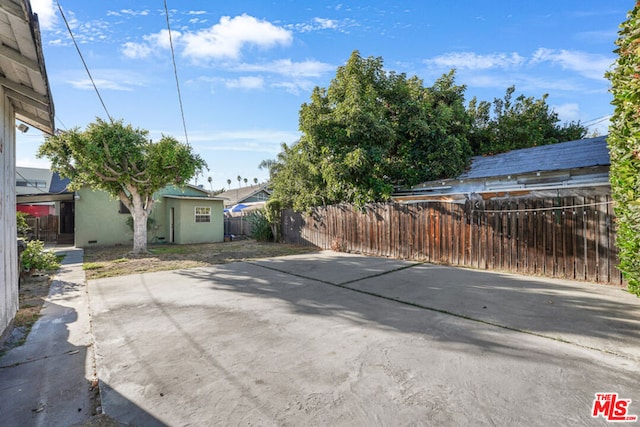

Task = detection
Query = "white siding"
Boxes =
[0,86,18,339]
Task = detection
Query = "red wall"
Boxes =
[17,204,54,217]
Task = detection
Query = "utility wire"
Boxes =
[55,0,113,123]
[163,0,190,146]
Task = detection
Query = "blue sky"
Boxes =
[19,0,629,190]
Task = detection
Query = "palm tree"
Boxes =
[207,176,213,191]
[243,177,248,186]
[226,179,232,189]
[237,175,242,188]
[258,159,276,180]
[253,177,258,184]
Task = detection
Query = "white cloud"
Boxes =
[68,78,135,91]
[120,9,149,16]
[179,129,300,154]
[552,103,580,121]
[272,79,316,95]
[425,52,526,70]
[225,76,265,90]
[234,59,334,77]
[314,18,338,29]
[288,17,356,33]
[108,9,149,17]
[530,48,613,80]
[66,70,148,91]
[181,14,292,60]
[122,41,152,59]
[30,0,57,30]
[121,29,181,59]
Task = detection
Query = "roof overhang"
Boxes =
[163,195,225,202]
[17,192,72,203]
[0,0,54,134]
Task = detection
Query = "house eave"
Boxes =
[0,0,55,134]
[163,195,225,201]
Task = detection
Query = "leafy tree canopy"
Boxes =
[272,50,471,211]
[468,86,587,156]
[37,118,206,253]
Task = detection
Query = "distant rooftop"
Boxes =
[459,136,609,180]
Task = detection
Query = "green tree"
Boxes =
[272,50,471,211]
[606,4,640,296]
[468,86,587,155]
[37,118,206,254]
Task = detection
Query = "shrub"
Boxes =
[264,199,282,242]
[606,4,640,296]
[16,212,31,238]
[247,210,273,242]
[21,240,62,275]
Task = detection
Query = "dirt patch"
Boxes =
[83,239,318,280]
[1,274,53,355]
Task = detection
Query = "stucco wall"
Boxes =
[1,88,19,338]
[164,198,224,244]
[75,187,224,247]
[75,188,132,247]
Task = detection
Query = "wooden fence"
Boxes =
[25,215,59,243]
[224,216,254,236]
[281,195,625,286]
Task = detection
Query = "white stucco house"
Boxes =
[0,0,55,341]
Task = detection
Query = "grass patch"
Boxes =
[149,246,190,255]
[83,239,318,280]
[83,262,104,270]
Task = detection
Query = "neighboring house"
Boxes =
[217,183,271,215]
[16,167,74,243]
[75,184,225,247]
[1,1,55,340]
[393,136,610,203]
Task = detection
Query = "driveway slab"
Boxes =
[89,252,640,426]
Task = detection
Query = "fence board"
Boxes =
[282,195,624,286]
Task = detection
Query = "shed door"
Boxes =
[169,207,175,243]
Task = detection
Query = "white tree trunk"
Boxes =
[131,204,148,254]
[120,187,153,254]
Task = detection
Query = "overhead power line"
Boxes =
[55,0,113,123]
[163,0,190,146]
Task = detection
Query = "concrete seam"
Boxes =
[248,261,633,362]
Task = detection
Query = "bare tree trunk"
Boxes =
[131,207,148,254]
[120,187,152,254]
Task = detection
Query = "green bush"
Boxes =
[16,211,31,237]
[21,240,62,275]
[606,4,640,296]
[247,210,273,242]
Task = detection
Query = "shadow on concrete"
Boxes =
[175,254,640,360]
[0,301,94,426]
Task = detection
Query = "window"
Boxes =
[119,201,131,214]
[16,179,46,188]
[195,206,211,223]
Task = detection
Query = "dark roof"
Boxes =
[459,136,610,180]
[48,172,71,194]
